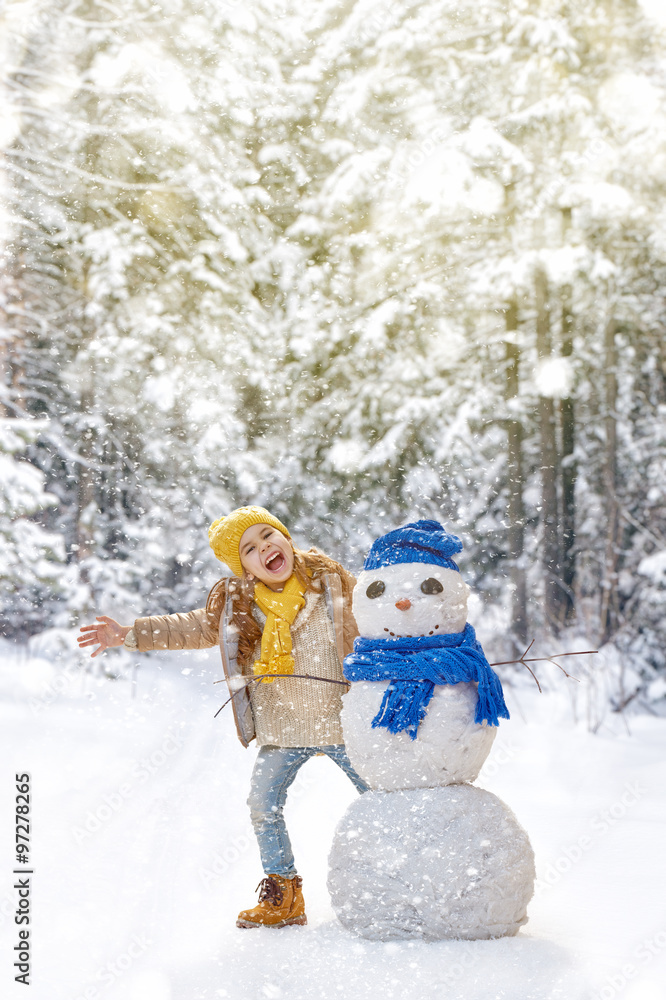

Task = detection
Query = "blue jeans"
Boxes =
[247,744,370,877]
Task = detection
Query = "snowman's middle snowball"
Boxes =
[341,679,496,790]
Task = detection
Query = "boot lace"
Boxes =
[255,876,284,907]
[255,875,303,907]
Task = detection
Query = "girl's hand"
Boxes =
[77,616,131,658]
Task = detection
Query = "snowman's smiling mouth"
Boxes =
[383,624,441,638]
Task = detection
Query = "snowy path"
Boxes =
[1,642,666,1000]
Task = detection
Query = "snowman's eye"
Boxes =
[421,578,443,594]
[366,580,385,599]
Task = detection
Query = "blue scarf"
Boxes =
[343,623,509,740]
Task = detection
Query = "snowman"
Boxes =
[327,521,535,941]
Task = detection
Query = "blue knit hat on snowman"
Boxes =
[363,519,463,572]
[345,519,509,739]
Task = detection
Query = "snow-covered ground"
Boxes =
[1,639,665,1000]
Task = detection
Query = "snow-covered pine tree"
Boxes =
[3,0,666,709]
[4,0,289,620]
[0,412,65,636]
[277,0,666,658]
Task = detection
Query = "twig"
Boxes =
[213,673,350,719]
[499,640,542,692]
[490,644,598,692]
[490,648,598,666]
[610,689,639,714]
[544,658,580,683]
[213,645,599,717]
[519,659,542,693]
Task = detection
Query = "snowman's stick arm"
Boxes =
[213,673,351,719]
[517,659,542,692]
[542,657,582,682]
[490,650,597,666]
[490,643,599,670]
[490,647,598,691]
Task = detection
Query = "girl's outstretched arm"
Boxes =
[77,616,131,658]
[131,607,218,651]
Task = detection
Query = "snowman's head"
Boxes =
[353,563,469,638]
[352,520,469,640]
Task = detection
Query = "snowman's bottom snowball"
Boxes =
[328,785,535,941]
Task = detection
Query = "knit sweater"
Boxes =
[248,589,344,746]
[125,576,353,747]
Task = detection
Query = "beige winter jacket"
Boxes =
[130,570,358,748]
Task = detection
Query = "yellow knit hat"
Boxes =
[208,506,291,576]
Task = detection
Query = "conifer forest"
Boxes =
[2,0,666,715]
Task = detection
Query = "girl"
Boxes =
[77,505,369,929]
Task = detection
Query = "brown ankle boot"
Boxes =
[236,874,307,928]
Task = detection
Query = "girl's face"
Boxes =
[239,522,295,590]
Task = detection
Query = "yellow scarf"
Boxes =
[253,574,307,683]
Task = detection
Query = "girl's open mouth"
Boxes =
[265,551,286,573]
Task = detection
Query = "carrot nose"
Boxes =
[395,598,411,611]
